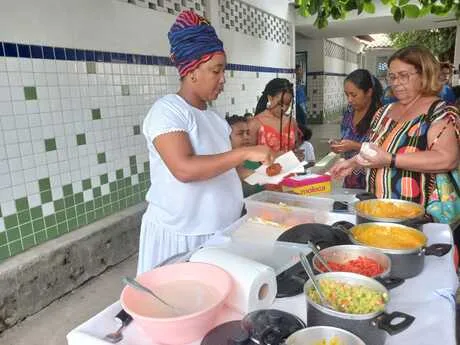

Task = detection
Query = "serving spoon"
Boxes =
[122,277,186,315]
[299,252,336,311]
[307,241,332,272]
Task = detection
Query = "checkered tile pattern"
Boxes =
[219,0,292,46]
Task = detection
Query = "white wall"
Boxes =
[364,47,395,85]
[295,36,364,123]
[295,39,324,71]
[222,30,293,68]
[0,0,173,55]
[248,0,292,20]
[0,0,295,260]
[329,37,362,53]
[453,24,460,85]
[215,0,295,68]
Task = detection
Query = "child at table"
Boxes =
[226,115,263,197]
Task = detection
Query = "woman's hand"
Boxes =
[294,148,305,161]
[358,143,391,168]
[244,145,274,165]
[330,139,361,153]
[329,158,359,178]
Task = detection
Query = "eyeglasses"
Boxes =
[385,71,418,85]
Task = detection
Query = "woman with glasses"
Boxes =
[329,69,383,189]
[330,45,459,207]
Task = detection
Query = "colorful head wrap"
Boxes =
[168,10,224,77]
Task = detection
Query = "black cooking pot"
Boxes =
[201,309,305,345]
[304,272,415,345]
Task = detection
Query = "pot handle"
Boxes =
[375,276,405,290]
[423,243,452,257]
[401,216,431,228]
[331,221,354,235]
[374,311,415,335]
[355,192,377,201]
[259,326,284,345]
[332,201,349,212]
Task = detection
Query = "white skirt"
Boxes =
[136,208,213,275]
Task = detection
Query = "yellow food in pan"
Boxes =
[352,225,426,250]
[357,201,423,219]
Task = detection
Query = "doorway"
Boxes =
[295,51,308,125]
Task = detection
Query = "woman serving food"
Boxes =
[137,11,273,274]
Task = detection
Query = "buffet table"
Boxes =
[67,221,458,345]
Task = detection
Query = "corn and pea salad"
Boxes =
[307,280,388,314]
[314,337,342,345]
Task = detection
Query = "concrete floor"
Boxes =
[0,255,137,345]
[309,123,341,159]
[0,123,343,345]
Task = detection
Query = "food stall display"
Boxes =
[67,190,458,345]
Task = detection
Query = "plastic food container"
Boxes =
[244,191,333,227]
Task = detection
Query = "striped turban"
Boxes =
[168,10,224,77]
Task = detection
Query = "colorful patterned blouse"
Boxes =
[367,101,458,206]
[341,106,369,189]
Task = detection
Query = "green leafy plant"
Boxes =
[389,27,456,60]
[296,0,459,29]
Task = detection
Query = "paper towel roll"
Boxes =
[190,248,277,314]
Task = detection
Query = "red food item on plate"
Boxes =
[318,256,384,277]
[266,163,282,176]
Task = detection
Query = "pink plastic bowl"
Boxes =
[120,262,232,344]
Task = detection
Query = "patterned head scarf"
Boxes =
[168,10,224,77]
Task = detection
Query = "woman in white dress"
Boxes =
[137,10,273,274]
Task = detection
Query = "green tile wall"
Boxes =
[24,86,37,100]
[92,108,101,120]
[0,157,150,262]
[0,52,290,264]
[76,134,87,146]
[44,138,57,152]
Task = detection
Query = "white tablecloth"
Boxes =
[67,223,458,345]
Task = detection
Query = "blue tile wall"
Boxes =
[4,42,18,57]
[0,41,294,74]
[306,71,347,77]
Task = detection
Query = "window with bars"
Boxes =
[376,56,388,78]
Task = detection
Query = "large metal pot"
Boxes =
[347,223,452,279]
[312,245,404,289]
[353,197,428,229]
[285,326,366,345]
[304,272,415,345]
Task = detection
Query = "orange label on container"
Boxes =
[282,181,331,196]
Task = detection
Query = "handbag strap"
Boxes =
[425,99,460,199]
[425,99,446,201]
